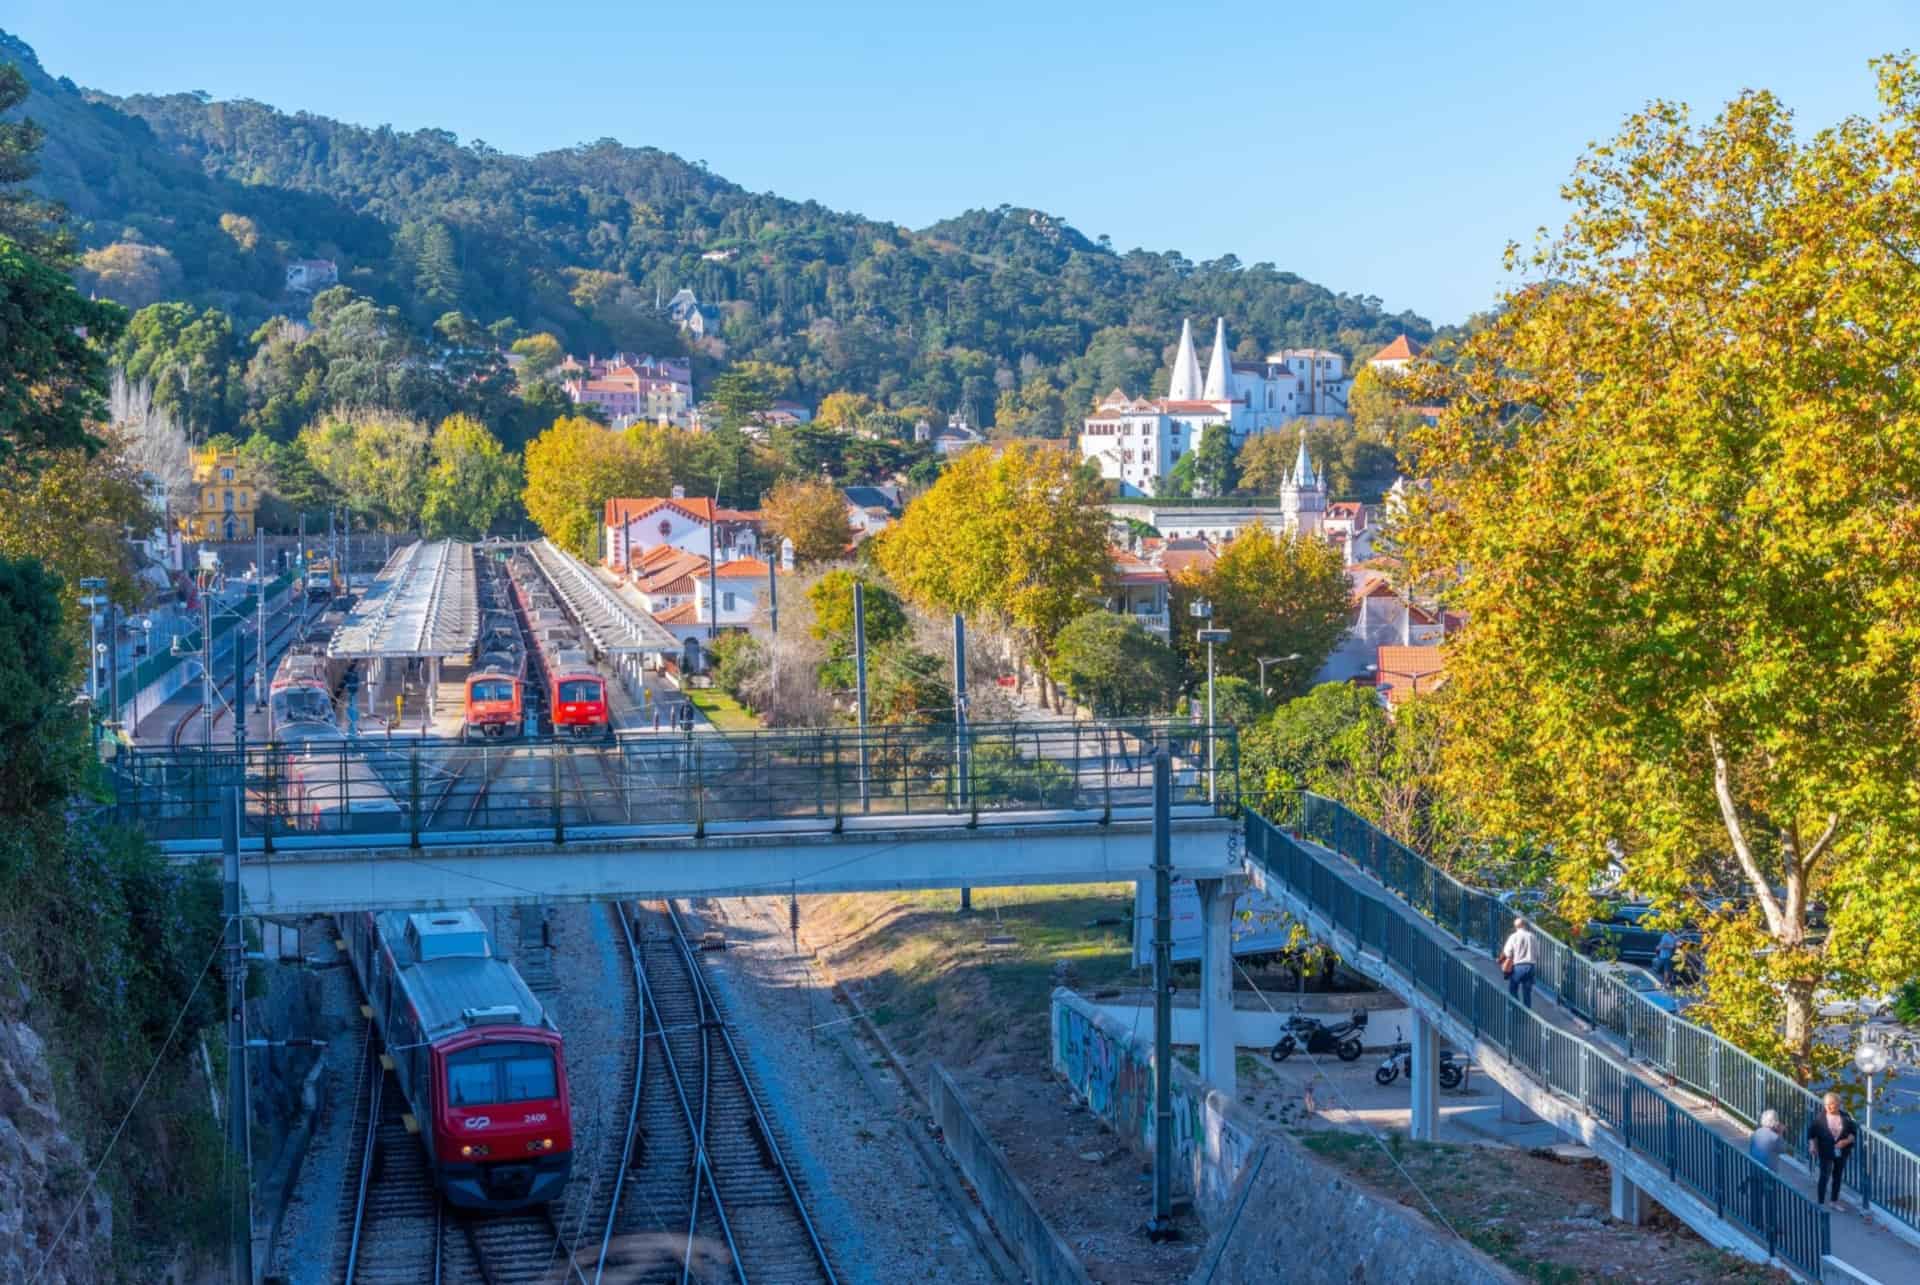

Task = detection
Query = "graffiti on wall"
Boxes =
[1052,990,1257,1209]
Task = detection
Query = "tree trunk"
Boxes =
[1783,977,1818,1079]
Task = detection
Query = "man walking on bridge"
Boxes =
[1500,916,1539,1010]
[1807,1091,1858,1207]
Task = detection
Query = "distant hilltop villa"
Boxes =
[1078,317,1353,497]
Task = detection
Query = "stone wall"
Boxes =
[928,1064,1092,1285]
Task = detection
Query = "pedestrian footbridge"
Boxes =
[106,720,1240,914]
[1243,797,1920,1284]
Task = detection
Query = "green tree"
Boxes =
[868,643,953,724]
[809,569,908,690]
[876,443,1109,705]
[1400,58,1920,1075]
[1192,422,1237,497]
[1048,611,1180,717]
[523,415,669,560]
[0,555,81,811]
[0,62,71,263]
[298,412,432,530]
[0,238,124,463]
[112,302,239,436]
[1185,676,1268,730]
[420,414,520,539]
[1173,524,1350,694]
[511,333,564,380]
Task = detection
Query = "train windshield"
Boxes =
[272,689,332,724]
[558,680,602,704]
[445,1042,558,1105]
[470,680,515,702]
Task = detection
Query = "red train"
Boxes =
[464,610,527,739]
[341,908,573,1211]
[507,554,612,740]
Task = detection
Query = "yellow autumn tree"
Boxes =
[522,416,670,560]
[876,442,1109,706]
[760,477,851,565]
[1399,57,1920,1077]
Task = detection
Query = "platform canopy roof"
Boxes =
[328,540,480,659]
[528,539,682,655]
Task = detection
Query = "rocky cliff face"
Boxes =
[0,1006,113,1285]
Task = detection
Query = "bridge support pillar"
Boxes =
[1196,875,1245,1098]
[1409,1013,1439,1142]
[1609,1164,1646,1226]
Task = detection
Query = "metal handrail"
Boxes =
[1248,809,1834,1278]
[1280,793,1920,1239]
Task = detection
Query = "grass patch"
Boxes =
[686,686,762,730]
[806,883,1141,1067]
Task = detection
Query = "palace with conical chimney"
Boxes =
[1077,317,1350,497]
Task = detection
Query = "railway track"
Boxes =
[598,900,839,1284]
[166,597,307,746]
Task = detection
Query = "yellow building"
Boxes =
[183,449,258,541]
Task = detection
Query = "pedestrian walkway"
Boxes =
[1246,804,1920,1283]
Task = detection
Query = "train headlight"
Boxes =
[527,1137,554,1153]
[460,1143,490,1158]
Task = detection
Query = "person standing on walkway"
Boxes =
[1500,916,1539,1010]
[1653,929,1680,988]
[1806,1092,1858,1206]
[1746,1109,1784,1226]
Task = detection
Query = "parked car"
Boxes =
[1579,903,1699,968]
[1605,961,1685,1014]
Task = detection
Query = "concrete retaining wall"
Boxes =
[927,1064,1091,1285]
[1050,987,1258,1219]
[1188,1136,1515,1285]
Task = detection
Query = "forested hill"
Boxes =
[3,29,1434,422]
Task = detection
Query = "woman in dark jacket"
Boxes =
[1805,1091,1859,1205]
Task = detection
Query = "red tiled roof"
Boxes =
[653,601,699,626]
[1158,547,1217,576]
[713,559,772,577]
[1374,644,1445,705]
[606,496,717,526]
[1108,545,1170,586]
[1159,400,1229,413]
[1370,334,1425,364]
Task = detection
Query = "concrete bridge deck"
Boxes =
[1245,806,1918,1284]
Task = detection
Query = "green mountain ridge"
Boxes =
[3,28,1434,420]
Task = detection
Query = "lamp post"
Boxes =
[1257,653,1303,696]
[136,618,153,736]
[1193,600,1230,805]
[1856,1036,1890,1134]
[79,577,108,706]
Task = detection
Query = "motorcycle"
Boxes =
[1372,1028,1465,1089]
[1270,1008,1367,1063]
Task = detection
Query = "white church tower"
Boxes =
[1280,428,1327,539]
[1202,316,1233,402]
[1167,318,1203,400]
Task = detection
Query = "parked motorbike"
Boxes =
[1270,1008,1368,1062]
[1372,1027,1465,1088]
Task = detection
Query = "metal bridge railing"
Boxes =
[1273,793,1920,1247]
[107,719,1238,849]
[1246,808,1832,1278]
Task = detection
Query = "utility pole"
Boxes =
[255,528,266,708]
[1148,748,1176,1240]
[954,613,972,914]
[705,506,720,642]
[222,787,253,1284]
[107,603,120,732]
[203,591,214,750]
[854,579,870,813]
[766,552,779,702]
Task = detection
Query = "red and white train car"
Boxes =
[341,908,573,1210]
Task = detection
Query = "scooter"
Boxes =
[1372,1027,1465,1089]
[1270,1008,1367,1062]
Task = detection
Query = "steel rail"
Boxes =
[589,902,648,1283]
[665,902,839,1285]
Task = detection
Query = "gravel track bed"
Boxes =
[684,896,999,1285]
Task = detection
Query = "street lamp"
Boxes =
[1257,653,1303,695]
[135,618,153,733]
[79,577,108,706]
[1856,1036,1891,1134]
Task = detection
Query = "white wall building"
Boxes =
[1078,318,1352,495]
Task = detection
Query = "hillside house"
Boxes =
[285,259,338,293]
[603,489,759,571]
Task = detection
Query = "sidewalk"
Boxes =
[1291,831,1919,1282]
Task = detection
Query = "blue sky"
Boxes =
[7,1,1913,324]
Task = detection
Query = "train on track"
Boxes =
[463,609,527,739]
[506,553,611,739]
[267,611,399,831]
[341,908,574,1211]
